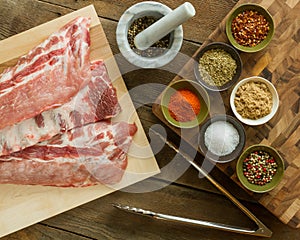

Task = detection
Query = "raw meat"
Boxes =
[0,17,91,130]
[0,121,137,187]
[0,60,121,156]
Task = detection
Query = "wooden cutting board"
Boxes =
[0,5,160,238]
[152,0,300,228]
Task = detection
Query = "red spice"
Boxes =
[231,10,270,47]
[168,89,201,122]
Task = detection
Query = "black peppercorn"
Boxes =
[127,16,170,57]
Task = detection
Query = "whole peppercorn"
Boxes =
[242,150,278,186]
[127,16,170,57]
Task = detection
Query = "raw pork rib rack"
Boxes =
[0,60,121,156]
[0,17,91,130]
[0,17,136,187]
[0,121,137,187]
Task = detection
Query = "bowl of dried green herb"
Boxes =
[236,144,285,193]
[194,42,242,91]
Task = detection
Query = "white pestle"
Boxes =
[134,2,196,51]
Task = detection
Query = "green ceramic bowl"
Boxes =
[161,79,210,128]
[236,144,285,193]
[226,3,274,53]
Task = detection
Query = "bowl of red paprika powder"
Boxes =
[160,79,210,128]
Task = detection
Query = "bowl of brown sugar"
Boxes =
[230,76,279,126]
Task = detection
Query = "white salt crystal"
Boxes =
[204,121,239,156]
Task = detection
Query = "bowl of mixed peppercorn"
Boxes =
[226,3,274,52]
[194,42,242,91]
[236,144,285,193]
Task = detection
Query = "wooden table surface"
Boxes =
[0,0,299,239]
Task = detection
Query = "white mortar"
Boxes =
[116,1,183,68]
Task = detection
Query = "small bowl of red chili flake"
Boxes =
[160,79,210,128]
[225,3,274,52]
[236,144,285,193]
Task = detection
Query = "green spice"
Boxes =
[198,49,237,86]
[127,16,170,57]
[243,150,278,186]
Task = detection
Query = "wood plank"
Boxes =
[3,176,300,240]
[36,0,238,43]
[0,0,238,43]
[0,0,72,39]
[2,224,90,240]
[22,178,300,240]
[0,0,299,239]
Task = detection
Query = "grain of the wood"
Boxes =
[0,0,238,43]
[0,0,72,39]
[3,224,91,240]
[26,178,299,240]
[152,0,300,229]
[36,0,239,43]
[0,0,299,239]
[4,177,299,240]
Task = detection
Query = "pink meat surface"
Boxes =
[0,60,121,156]
[0,17,91,130]
[0,121,137,187]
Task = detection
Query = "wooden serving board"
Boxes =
[0,5,160,238]
[153,0,300,228]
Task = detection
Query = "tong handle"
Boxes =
[113,203,268,237]
[188,160,272,237]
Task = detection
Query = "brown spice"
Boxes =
[231,10,270,47]
[234,81,272,119]
[168,89,201,122]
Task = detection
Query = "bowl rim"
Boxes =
[193,42,242,92]
[198,114,246,163]
[160,79,210,128]
[225,3,275,52]
[230,76,279,126]
[116,1,183,68]
[236,144,285,193]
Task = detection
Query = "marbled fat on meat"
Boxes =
[0,121,137,187]
[0,17,91,130]
[0,60,121,156]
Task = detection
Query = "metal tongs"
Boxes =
[114,129,272,237]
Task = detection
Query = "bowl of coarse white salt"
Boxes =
[199,115,246,163]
